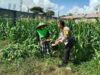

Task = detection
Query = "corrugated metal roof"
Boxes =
[61,13,100,19]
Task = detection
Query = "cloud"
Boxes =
[32,0,65,16]
[67,0,100,14]
[67,6,85,14]
[32,0,65,12]
[32,0,58,11]
[59,5,65,11]
[0,0,33,11]
[0,0,65,16]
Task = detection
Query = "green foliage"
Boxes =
[0,19,100,64]
[72,59,99,75]
[65,20,100,64]
[45,10,55,17]
[30,6,44,14]
[0,39,39,62]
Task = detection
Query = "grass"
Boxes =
[0,57,99,75]
[71,59,100,75]
[0,40,99,75]
[0,40,9,49]
[0,57,75,75]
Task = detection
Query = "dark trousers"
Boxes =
[62,38,74,64]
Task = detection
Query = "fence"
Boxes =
[0,8,34,25]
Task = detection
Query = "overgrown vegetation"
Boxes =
[0,18,99,75]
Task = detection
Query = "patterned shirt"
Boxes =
[58,26,71,45]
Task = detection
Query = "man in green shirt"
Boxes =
[36,22,50,57]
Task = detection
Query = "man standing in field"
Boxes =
[52,20,74,67]
[36,22,50,57]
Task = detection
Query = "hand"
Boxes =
[46,39,50,41]
[55,40,60,45]
[51,39,60,47]
[46,39,52,42]
[51,44,56,46]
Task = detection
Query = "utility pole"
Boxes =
[20,0,23,11]
[27,7,29,13]
[58,10,60,19]
[13,4,16,10]
[8,3,12,25]
[8,3,11,9]
[20,0,23,22]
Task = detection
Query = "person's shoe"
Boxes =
[58,63,66,68]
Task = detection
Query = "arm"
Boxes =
[52,33,63,46]
[52,27,70,46]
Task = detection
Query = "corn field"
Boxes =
[0,18,100,64]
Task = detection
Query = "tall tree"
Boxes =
[67,13,73,16]
[46,10,55,17]
[30,7,44,14]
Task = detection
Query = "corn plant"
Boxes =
[0,19,100,63]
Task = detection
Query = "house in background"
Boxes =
[60,13,100,22]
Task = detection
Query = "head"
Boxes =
[36,22,46,29]
[57,20,65,29]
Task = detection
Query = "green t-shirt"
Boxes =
[36,28,48,39]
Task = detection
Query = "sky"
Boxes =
[0,0,100,16]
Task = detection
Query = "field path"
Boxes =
[33,66,77,75]
[0,40,9,49]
